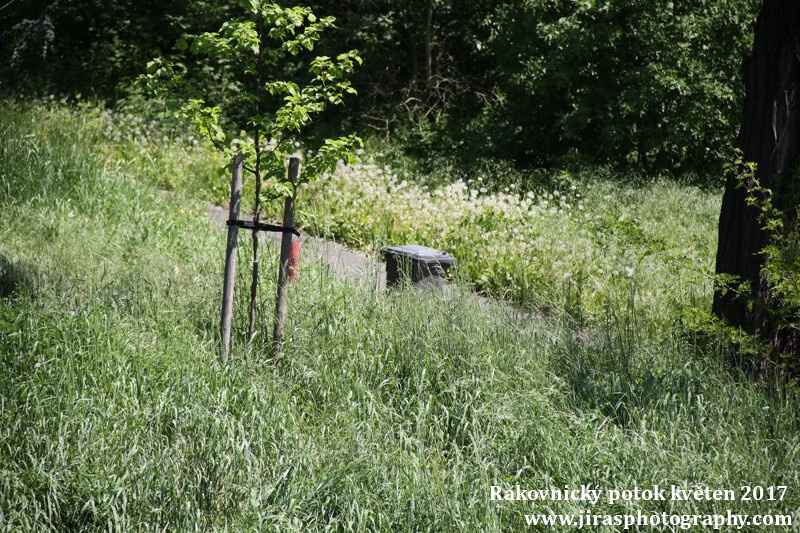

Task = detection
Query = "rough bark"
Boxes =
[713,0,800,357]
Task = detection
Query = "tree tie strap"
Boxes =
[226,219,300,237]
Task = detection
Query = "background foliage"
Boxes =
[1,0,759,176]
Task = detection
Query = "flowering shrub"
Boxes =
[303,160,720,322]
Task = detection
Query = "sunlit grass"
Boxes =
[0,102,798,530]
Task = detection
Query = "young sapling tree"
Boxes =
[144,0,362,354]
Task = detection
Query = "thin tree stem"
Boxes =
[248,13,266,345]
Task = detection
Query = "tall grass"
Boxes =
[1,102,799,530]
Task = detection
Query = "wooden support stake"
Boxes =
[220,154,244,363]
[272,157,299,360]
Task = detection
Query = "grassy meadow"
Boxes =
[1,102,799,530]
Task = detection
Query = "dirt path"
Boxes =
[163,191,529,331]
[202,201,514,319]
[207,200,535,324]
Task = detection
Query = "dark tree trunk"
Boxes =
[713,0,800,357]
[425,0,434,86]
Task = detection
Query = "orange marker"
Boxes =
[289,240,301,282]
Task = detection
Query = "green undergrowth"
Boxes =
[301,161,720,331]
[1,102,799,530]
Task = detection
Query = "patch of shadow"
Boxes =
[0,254,37,298]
